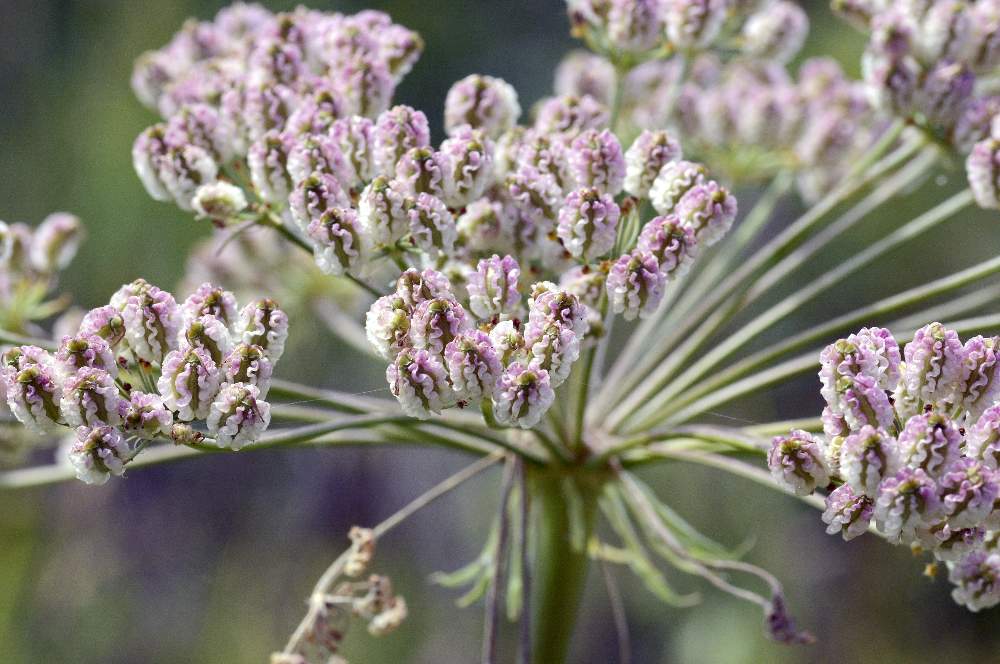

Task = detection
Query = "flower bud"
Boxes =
[741,1,809,63]
[79,305,127,348]
[69,426,131,485]
[918,0,973,63]
[457,199,507,253]
[158,346,222,421]
[396,268,455,309]
[247,130,295,205]
[822,484,874,541]
[181,283,239,330]
[607,251,666,321]
[60,367,121,428]
[206,382,271,450]
[407,193,457,257]
[345,526,376,578]
[307,207,367,276]
[490,320,527,365]
[875,467,943,543]
[131,50,174,111]
[525,322,580,388]
[896,322,964,416]
[440,128,494,208]
[444,330,503,402]
[506,167,563,229]
[6,356,62,435]
[624,130,683,199]
[939,458,998,528]
[836,374,895,432]
[368,596,408,637]
[118,280,182,364]
[567,129,625,195]
[165,103,236,164]
[410,298,472,357]
[243,84,298,143]
[180,314,233,365]
[287,133,353,189]
[830,0,882,30]
[665,0,729,50]
[528,285,589,338]
[160,144,220,211]
[607,0,666,53]
[288,173,350,234]
[247,37,304,87]
[533,94,609,136]
[952,95,1000,153]
[355,176,407,246]
[767,430,830,496]
[331,57,395,119]
[492,362,555,429]
[863,26,921,116]
[285,84,343,137]
[387,348,453,419]
[819,328,902,408]
[897,411,963,478]
[395,147,448,199]
[55,334,117,381]
[557,187,620,262]
[964,1,1000,73]
[967,137,1000,209]
[467,254,521,319]
[949,550,1000,611]
[329,115,377,189]
[649,160,707,216]
[120,391,173,439]
[841,425,901,497]
[221,342,274,397]
[373,105,431,177]
[919,522,985,561]
[955,335,1000,420]
[29,212,83,274]
[554,51,616,106]
[635,214,699,278]
[192,181,248,223]
[366,295,411,360]
[444,74,521,139]
[237,298,289,361]
[968,405,1000,469]
[674,181,737,246]
[133,125,173,202]
[379,23,423,79]
[918,61,974,130]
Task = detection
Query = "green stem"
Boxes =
[530,470,600,664]
[597,135,926,419]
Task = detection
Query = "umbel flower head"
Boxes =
[791,323,1000,607]
[5,280,288,473]
[32,1,1000,660]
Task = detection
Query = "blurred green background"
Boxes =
[2,0,1000,662]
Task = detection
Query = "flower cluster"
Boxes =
[131,4,738,432]
[771,324,1000,610]
[0,213,84,329]
[369,266,574,428]
[3,279,287,484]
[131,4,421,214]
[566,0,807,63]
[358,106,734,422]
[853,0,1000,148]
[674,55,885,201]
[274,527,407,664]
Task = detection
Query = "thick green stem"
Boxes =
[530,470,600,664]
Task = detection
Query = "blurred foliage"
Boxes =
[1,1,1000,662]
